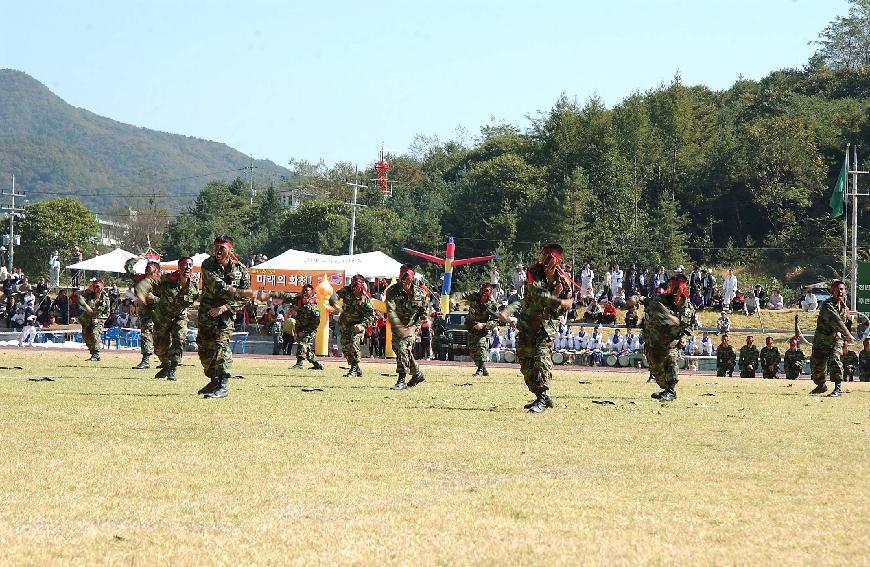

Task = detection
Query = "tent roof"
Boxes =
[66,248,142,274]
[252,249,402,279]
[160,253,210,270]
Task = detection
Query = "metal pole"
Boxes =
[9,174,15,271]
[348,168,358,256]
[844,145,849,283]
[851,144,859,311]
[249,156,254,206]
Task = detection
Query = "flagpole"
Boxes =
[852,144,859,312]
[844,144,849,282]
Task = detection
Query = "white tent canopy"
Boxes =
[160,253,210,270]
[66,248,146,274]
[253,249,402,279]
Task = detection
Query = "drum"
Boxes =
[503,350,517,363]
[552,351,565,365]
[618,354,629,367]
[605,354,618,367]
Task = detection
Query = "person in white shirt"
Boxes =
[588,327,604,365]
[717,312,731,335]
[580,263,594,300]
[613,288,627,308]
[766,289,784,310]
[502,325,516,350]
[124,283,136,302]
[624,331,640,352]
[488,328,502,362]
[723,269,738,307]
[684,335,698,355]
[511,265,525,299]
[610,264,623,294]
[22,290,35,310]
[18,314,38,346]
[48,250,61,288]
[801,290,818,311]
[556,322,570,350]
[745,291,759,315]
[599,270,613,302]
[576,326,588,350]
[699,332,714,355]
[609,329,624,352]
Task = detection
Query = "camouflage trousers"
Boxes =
[154,314,187,366]
[339,323,364,365]
[197,321,234,379]
[740,365,756,379]
[762,364,778,379]
[716,361,734,377]
[811,345,843,385]
[296,332,318,364]
[785,367,802,380]
[517,329,553,394]
[645,342,679,390]
[139,311,154,356]
[394,334,419,377]
[467,330,490,366]
[82,319,103,355]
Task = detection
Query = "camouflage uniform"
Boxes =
[152,273,200,368]
[462,290,500,368]
[77,289,110,356]
[716,344,736,377]
[330,285,375,368]
[197,256,250,385]
[124,257,157,359]
[841,349,858,382]
[859,349,870,382]
[811,298,848,387]
[385,282,429,380]
[639,293,695,391]
[739,345,759,378]
[759,346,781,379]
[507,264,571,395]
[274,292,321,367]
[783,348,805,380]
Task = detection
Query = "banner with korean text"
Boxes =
[249,269,344,292]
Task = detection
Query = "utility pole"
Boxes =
[345,167,368,255]
[247,156,257,206]
[849,144,868,311]
[0,175,26,271]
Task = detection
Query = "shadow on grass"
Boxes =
[66,392,184,398]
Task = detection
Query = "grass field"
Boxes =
[0,348,868,566]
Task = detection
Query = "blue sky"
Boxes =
[0,0,850,170]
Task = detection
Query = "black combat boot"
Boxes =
[311,361,324,370]
[827,382,842,397]
[88,352,100,362]
[166,362,177,381]
[352,364,363,377]
[197,377,218,396]
[407,371,425,387]
[474,365,484,376]
[646,374,656,384]
[132,355,150,370]
[480,364,489,377]
[343,365,357,377]
[527,390,548,413]
[154,364,170,379]
[292,358,305,369]
[659,385,677,401]
[392,373,408,390]
[204,374,229,399]
[809,383,828,395]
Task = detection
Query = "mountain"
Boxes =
[0,69,292,210]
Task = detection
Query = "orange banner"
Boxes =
[249,269,344,292]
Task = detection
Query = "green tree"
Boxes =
[814,0,870,69]
[17,197,98,278]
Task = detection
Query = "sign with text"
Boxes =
[857,262,870,315]
[249,269,344,293]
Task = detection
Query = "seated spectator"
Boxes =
[745,292,759,315]
[731,290,746,313]
[612,288,627,309]
[116,311,132,328]
[35,277,49,297]
[690,289,705,310]
[717,311,731,335]
[801,290,818,311]
[488,328,502,362]
[684,335,698,355]
[10,307,26,331]
[699,332,714,355]
[583,299,602,324]
[857,318,870,341]
[625,306,639,329]
[503,324,517,350]
[22,289,35,310]
[124,284,136,302]
[600,300,617,325]
[766,289,784,310]
[753,284,767,306]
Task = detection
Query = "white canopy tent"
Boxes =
[65,248,146,274]
[160,252,210,270]
[252,249,402,279]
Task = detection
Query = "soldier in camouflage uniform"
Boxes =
[274,284,323,371]
[151,256,200,381]
[386,265,430,390]
[840,343,858,382]
[739,336,759,378]
[462,283,501,376]
[197,236,268,399]
[637,273,695,401]
[716,333,736,377]
[783,337,805,380]
[329,274,375,377]
[809,280,854,397]
[759,336,781,379]
[125,256,162,370]
[502,244,573,413]
[77,278,111,361]
[859,338,870,382]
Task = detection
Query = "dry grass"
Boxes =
[0,348,868,566]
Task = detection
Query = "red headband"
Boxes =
[179,257,194,267]
[400,267,415,281]
[543,247,563,262]
[214,240,233,250]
